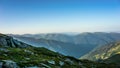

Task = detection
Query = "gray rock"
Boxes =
[2,60,19,68]
[59,61,64,66]
[9,38,16,47]
[65,58,74,64]
[0,48,9,52]
[0,38,8,47]
[0,34,30,48]
[48,60,55,65]
[25,66,39,68]
[0,62,3,68]
[40,63,51,68]
[24,50,34,55]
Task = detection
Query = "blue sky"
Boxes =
[0,0,120,34]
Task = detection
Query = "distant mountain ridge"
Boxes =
[9,32,120,58]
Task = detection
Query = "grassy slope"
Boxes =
[80,42,120,61]
[0,46,117,68]
[103,54,120,65]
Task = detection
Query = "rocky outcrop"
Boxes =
[0,34,30,48]
[0,60,19,68]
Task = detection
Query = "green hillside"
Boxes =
[103,54,120,65]
[80,41,120,68]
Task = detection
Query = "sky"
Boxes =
[0,0,120,34]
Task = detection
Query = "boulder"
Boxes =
[1,60,19,68]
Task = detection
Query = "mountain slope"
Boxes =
[103,54,120,65]
[0,33,117,68]
[80,41,120,61]
[9,32,120,58]
[10,36,96,58]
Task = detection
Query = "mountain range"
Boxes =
[9,32,120,58]
[0,33,118,68]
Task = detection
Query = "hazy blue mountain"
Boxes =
[9,36,95,58]
[9,32,120,58]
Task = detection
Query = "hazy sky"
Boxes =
[0,0,120,34]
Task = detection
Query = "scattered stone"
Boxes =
[40,63,51,68]
[25,66,39,68]
[59,61,64,66]
[0,62,3,68]
[0,48,9,52]
[24,50,34,55]
[48,60,55,65]
[1,60,19,68]
[3,54,7,56]
[65,58,74,64]
[25,58,30,60]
